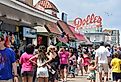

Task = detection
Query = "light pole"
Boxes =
[0,20,3,30]
[0,20,3,36]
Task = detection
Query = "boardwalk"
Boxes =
[59,73,88,82]
[58,71,113,82]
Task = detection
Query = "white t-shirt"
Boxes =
[95,46,110,64]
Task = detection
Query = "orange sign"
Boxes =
[74,13,102,29]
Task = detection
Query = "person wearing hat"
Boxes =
[46,45,59,82]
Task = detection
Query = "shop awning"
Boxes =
[57,20,75,39]
[69,25,85,41]
[74,33,86,41]
[57,36,68,43]
[45,22,61,35]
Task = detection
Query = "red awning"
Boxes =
[45,22,61,35]
[69,25,85,41]
[57,36,68,43]
[57,20,75,38]
[74,33,85,41]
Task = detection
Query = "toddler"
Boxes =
[87,61,97,82]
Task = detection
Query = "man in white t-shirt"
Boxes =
[95,42,110,82]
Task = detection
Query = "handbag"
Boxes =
[46,64,56,74]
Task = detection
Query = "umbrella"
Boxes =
[55,42,69,47]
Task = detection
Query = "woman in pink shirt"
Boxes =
[83,51,90,74]
[19,44,35,82]
[58,47,69,82]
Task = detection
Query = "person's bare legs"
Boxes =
[104,72,108,82]
[99,72,103,82]
[113,81,117,82]
[54,79,58,82]
[64,67,68,81]
[89,80,92,82]
[60,69,64,81]
[22,76,27,82]
[84,66,88,74]
[118,79,121,82]
[38,77,43,82]
[28,76,33,82]
[80,67,83,76]
[44,77,48,82]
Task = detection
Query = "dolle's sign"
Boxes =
[74,13,102,29]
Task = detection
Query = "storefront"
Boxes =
[37,35,48,47]
[19,26,37,45]
[0,0,58,47]
[0,21,20,48]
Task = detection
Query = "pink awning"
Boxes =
[74,33,85,41]
[57,36,68,43]
[69,25,85,41]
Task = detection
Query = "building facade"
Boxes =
[0,0,58,49]
[103,28,120,46]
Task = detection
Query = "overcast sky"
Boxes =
[35,0,121,44]
[49,0,121,29]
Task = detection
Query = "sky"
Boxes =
[35,0,121,44]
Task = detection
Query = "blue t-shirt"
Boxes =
[0,48,16,80]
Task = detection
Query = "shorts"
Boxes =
[69,66,75,74]
[112,72,121,81]
[37,67,49,78]
[60,64,68,69]
[21,71,33,77]
[87,72,96,80]
[98,63,108,73]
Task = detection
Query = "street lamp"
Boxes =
[0,20,3,25]
[0,20,3,30]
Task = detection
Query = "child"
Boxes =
[69,60,75,78]
[87,61,97,82]
[77,54,84,76]
[110,52,121,82]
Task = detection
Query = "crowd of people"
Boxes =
[0,32,121,82]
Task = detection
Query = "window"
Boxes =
[112,30,117,35]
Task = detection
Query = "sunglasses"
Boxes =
[39,46,46,49]
[50,48,55,50]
